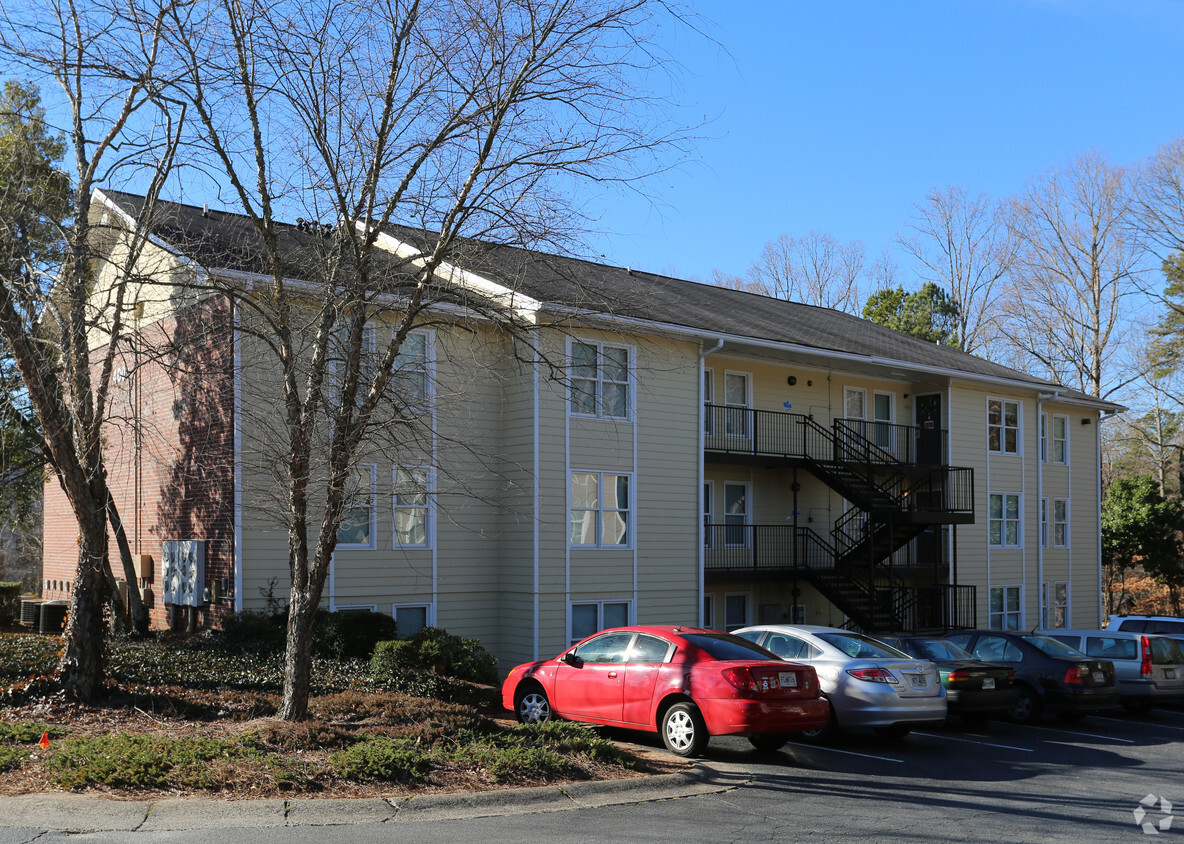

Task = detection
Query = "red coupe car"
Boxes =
[501,625,829,756]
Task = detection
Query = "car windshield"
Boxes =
[1020,635,1085,657]
[901,639,972,661]
[681,633,778,661]
[816,632,909,659]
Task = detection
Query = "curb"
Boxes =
[0,762,754,832]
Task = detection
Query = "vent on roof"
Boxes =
[296,218,335,238]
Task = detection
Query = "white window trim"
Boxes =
[1040,412,1048,464]
[1052,414,1069,465]
[723,591,752,632]
[723,481,751,549]
[392,602,435,638]
[703,480,714,550]
[392,465,434,549]
[722,370,752,439]
[1054,580,1070,628]
[569,599,634,645]
[703,593,715,629]
[337,463,378,551]
[989,584,1023,631]
[569,470,634,549]
[703,367,714,437]
[987,397,1021,455]
[1053,497,1069,548]
[1040,497,1049,548]
[988,491,1022,549]
[393,328,436,404]
[334,604,379,613]
[567,337,634,421]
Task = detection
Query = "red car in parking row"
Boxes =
[501,625,829,756]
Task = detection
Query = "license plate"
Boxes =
[981,677,995,690]
[1166,669,1177,680]
[779,671,797,688]
[908,673,926,689]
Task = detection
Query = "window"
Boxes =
[1052,498,1068,548]
[989,586,1022,630]
[703,594,715,628]
[724,593,750,631]
[570,472,631,547]
[973,632,1023,660]
[844,387,866,420]
[1052,415,1068,464]
[337,464,377,549]
[724,372,750,437]
[703,481,714,549]
[570,341,630,419]
[393,331,430,404]
[331,324,376,407]
[393,467,431,547]
[988,399,1019,454]
[989,493,1021,548]
[1040,413,1048,463]
[724,482,749,547]
[1040,498,1049,548]
[570,600,631,644]
[703,368,714,436]
[393,603,431,639]
[1053,582,1069,628]
[873,392,894,450]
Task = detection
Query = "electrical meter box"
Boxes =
[161,540,205,606]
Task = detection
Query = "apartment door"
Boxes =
[915,393,943,464]
[724,482,750,549]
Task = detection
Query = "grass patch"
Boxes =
[46,734,261,792]
[330,736,432,783]
[0,723,68,743]
[0,746,29,773]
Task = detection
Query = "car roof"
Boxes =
[739,624,856,635]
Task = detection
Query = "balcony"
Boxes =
[703,524,947,576]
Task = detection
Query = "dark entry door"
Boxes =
[915,393,943,464]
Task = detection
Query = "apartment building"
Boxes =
[39,191,1121,669]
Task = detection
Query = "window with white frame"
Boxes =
[724,593,750,631]
[1052,415,1068,464]
[570,600,631,644]
[393,331,431,404]
[844,387,866,419]
[724,372,750,437]
[393,467,431,547]
[989,585,1022,630]
[1040,498,1049,548]
[988,399,1019,453]
[331,324,376,407]
[1053,498,1068,547]
[570,472,631,547]
[1040,413,1048,463]
[1053,581,1069,628]
[393,603,432,639]
[703,368,714,436]
[569,341,630,419]
[703,594,715,629]
[989,492,1021,548]
[703,481,713,549]
[337,464,377,549]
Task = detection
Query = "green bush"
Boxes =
[45,733,257,791]
[0,723,68,743]
[315,610,398,660]
[370,627,497,685]
[329,736,431,783]
[0,746,29,773]
[0,583,23,627]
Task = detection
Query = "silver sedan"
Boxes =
[734,625,947,740]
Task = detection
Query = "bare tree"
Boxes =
[135,0,690,719]
[1133,136,1184,259]
[1000,151,1145,400]
[0,2,186,696]
[898,186,1016,356]
[745,231,864,313]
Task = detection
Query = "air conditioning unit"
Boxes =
[19,598,44,627]
[38,601,68,634]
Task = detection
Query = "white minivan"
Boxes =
[1040,629,1184,713]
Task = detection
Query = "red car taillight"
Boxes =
[721,666,762,694]
[846,668,898,684]
[1064,665,1082,684]
[1141,636,1153,678]
[946,668,970,685]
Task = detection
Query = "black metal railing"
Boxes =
[834,419,948,465]
[894,584,977,632]
[703,525,838,572]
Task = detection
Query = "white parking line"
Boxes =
[785,742,905,764]
[1095,716,1184,732]
[1012,723,1136,743]
[913,731,1034,752]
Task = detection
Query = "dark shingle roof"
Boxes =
[98,189,1114,406]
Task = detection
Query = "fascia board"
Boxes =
[92,189,195,268]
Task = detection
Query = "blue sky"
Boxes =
[586,0,1184,283]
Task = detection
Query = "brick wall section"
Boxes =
[42,294,236,630]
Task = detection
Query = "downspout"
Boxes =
[1037,391,1060,627]
[699,337,723,626]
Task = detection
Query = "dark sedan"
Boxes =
[944,630,1120,724]
[877,636,1018,726]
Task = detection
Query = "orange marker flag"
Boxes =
[38,731,49,750]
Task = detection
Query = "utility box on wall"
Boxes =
[161,540,205,606]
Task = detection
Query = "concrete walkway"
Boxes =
[0,763,753,833]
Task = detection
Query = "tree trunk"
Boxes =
[106,493,149,634]
[57,505,110,701]
[277,594,317,720]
